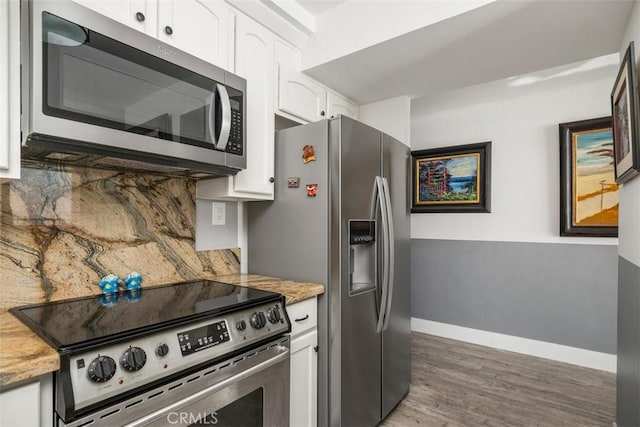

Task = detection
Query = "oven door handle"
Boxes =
[124,349,289,427]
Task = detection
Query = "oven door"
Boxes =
[59,338,290,427]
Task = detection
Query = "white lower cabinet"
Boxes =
[0,374,53,427]
[288,297,318,427]
[290,329,318,427]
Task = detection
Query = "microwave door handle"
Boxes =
[215,83,231,151]
[207,93,216,146]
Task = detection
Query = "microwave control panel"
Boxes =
[226,99,243,156]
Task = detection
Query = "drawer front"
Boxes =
[287,297,317,337]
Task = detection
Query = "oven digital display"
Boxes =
[177,321,230,356]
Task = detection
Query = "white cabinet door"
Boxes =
[71,0,157,35]
[0,375,53,427]
[327,91,359,120]
[0,382,40,427]
[157,0,234,70]
[75,0,234,70]
[290,329,318,427]
[0,0,20,180]
[197,14,275,201]
[231,14,275,198]
[277,65,326,123]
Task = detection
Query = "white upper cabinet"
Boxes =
[0,0,20,180]
[327,91,359,120]
[71,0,158,34]
[276,65,359,124]
[228,13,275,198]
[277,65,327,123]
[157,0,235,70]
[72,0,234,70]
[197,13,275,200]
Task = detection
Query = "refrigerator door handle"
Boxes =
[369,179,382,321]
[374,176,391,334]
[381,177,395,331]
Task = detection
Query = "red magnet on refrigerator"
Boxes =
[306,184,318,197]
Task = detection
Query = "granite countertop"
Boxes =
[0,274,323,388]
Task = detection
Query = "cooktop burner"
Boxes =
[10,280,279,351]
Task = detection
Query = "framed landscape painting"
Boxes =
[559,116,618,237]
[411,142,491,213]
[611,41,640,184]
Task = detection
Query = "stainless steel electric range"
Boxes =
[10,280,291,426]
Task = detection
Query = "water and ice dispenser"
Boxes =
[349,220,376,295]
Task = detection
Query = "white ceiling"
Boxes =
[295,0,347,16]
[298,0,635,104]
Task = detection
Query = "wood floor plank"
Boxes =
[380,332,615,427]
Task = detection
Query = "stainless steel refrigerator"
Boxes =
[248,116,410,426]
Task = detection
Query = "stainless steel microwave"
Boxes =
[21,0,246,178]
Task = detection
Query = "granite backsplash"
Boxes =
[0,165,240,311]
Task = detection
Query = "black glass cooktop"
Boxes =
[10,280,280,351]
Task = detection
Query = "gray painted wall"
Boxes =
[412,239,618,353]
[617,255,640,427]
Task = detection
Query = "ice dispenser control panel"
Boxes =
[349,220,376,295]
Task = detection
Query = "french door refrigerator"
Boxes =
[248,116,410,426]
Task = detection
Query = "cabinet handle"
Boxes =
[314,346,319,353]
[135,12,145,22]
[320,110,325,116]
[294,315,309,322]
[269,177,275,183]
[164,26,173,35]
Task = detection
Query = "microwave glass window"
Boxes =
[42,12,220,149]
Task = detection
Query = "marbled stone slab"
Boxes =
[0,166,240,311]
[0,311,59,387]
[211,273,324,305]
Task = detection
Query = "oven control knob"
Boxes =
[121,347,147,372]
[267,306,281,324]
[250,312,266,329]
[88,356,117,383]
[156,343,169,358]
[236,320,247,331]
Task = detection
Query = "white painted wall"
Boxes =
[618,1,640,267]
[360,96,411,146]
[411,54,620,245]
[302,0,494,70]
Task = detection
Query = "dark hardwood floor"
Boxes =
[381,332,616,426]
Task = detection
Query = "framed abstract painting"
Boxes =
[411,142,491,213]
[559,116,618,237]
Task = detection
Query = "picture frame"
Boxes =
[559,117,618,237]
[411,142,491,213]
[611,41,640,184]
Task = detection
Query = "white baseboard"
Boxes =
[411,318,617,373]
